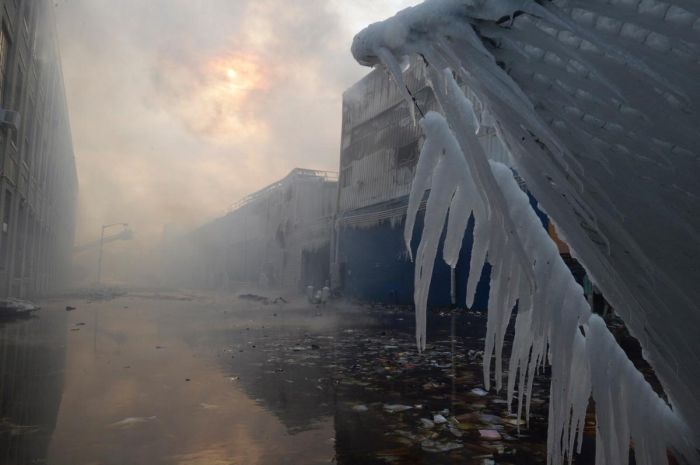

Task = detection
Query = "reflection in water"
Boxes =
[47,295,334,465]
[0,292,587,464]
[0,305,67,465]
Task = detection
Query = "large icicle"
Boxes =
[406,109,695,463]
[404,111,481,351]
[351,1,700,463]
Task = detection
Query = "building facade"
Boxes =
[0,1,77,298]
[164,168,337,291]
[333,60,512,308]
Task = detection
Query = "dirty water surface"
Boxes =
[0,291,597,465]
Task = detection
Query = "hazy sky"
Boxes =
[54,0,419,246]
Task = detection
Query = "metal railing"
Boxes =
[228,168,338,213]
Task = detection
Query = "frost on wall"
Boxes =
[350,1,700,464]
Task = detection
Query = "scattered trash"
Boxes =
[503,417,525,427]
[65,306,76,311]
[238,293,269,302]
[200,403,219,410]
[0,299,39,319]
[383,404,412,413]
[420,439,463,453]
[189,303,556,462]
[479,429,502,440]
[238,293,287,305]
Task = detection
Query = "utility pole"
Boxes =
[96,222,128,285]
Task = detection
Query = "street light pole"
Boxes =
[96,222,128,285]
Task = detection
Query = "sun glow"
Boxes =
[209,54,266,93]
[154,52,270,142]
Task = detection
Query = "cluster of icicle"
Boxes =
[363,31,698,465]
[350,1,700,462]
[405,103,695,465]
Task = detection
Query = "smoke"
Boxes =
[54,0,419,285]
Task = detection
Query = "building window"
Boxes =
[1,190,11,269]
[23,95,34,166]
[396,140,419,168]
[11,63,23,146]
[340,165,353,188]
[0,25,10,107]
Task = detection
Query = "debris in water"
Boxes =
[420,439,463,453]
[238,293,268,302]
[479,429,502,440]
[383,404,412,413]
[0,299,39,318]
[108,416,157,429]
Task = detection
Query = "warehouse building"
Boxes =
[164,168,337,291]
[332,59,513,308]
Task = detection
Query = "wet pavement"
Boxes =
[0,290,597,464]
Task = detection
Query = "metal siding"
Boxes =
[338,207,491,309]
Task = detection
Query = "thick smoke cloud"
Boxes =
[54,0,418,283]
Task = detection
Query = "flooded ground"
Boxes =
[0,290,597,465]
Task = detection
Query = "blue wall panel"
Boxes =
[338,211,491,310]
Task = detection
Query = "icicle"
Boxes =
[404,111,476,351]
[442,187,470,268]
[404,126,440,262]
[376,47,417,126]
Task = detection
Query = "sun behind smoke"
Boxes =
[155,52,270,143]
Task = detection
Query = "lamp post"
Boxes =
[96,222,128,285]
